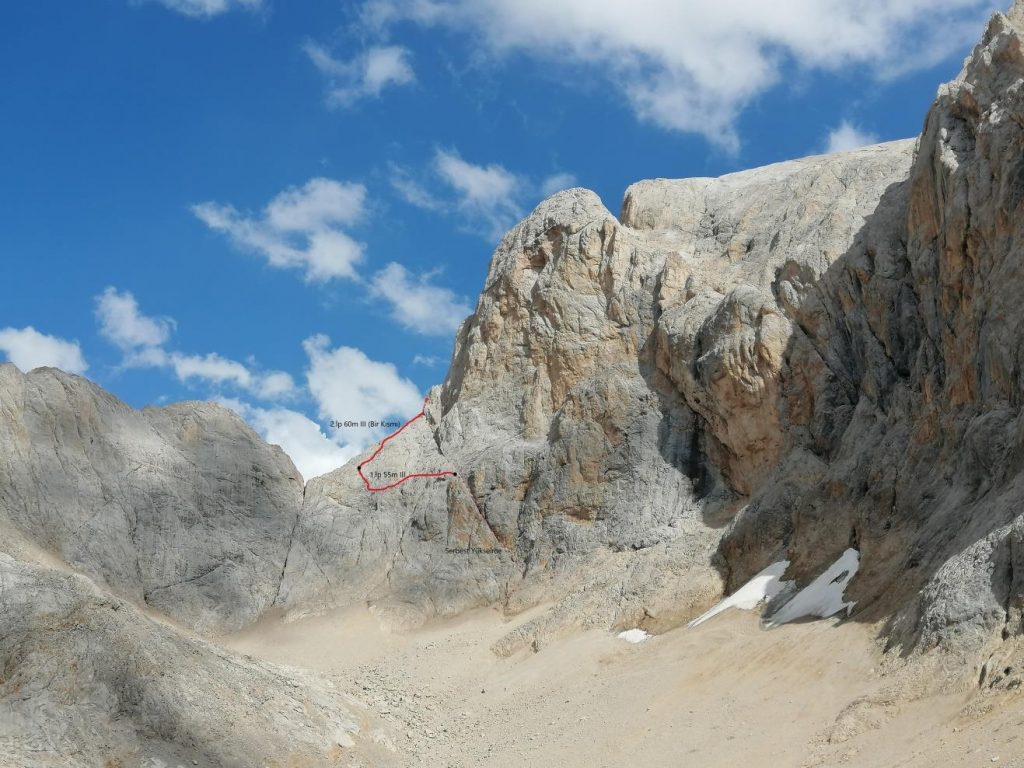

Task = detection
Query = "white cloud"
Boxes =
[390,164,444,211]
[95,287,174,351]
[169,352,253,387]
[394,149,541,239]
[86,289,432,480]
[305,42,416,107]
[264,177,365,231]
[193,177,367,283]
[251,407,358,479]
[303,334,423,444]
[218,398,357,481]
[94,287,296,400]
[194,177,471,337]
[434,149,522,238]
[149,0,263,18]
[823,120,880,154]
[218,337,427,480]
[169,352,297,399]
[362,0,1000,151]
[370,262,470,336]
[540,172,578,197]
[0,326,88,374]
[412,354,441,367]
[257,371,300,399]
[392,149,577,239]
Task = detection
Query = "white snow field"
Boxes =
[687,560,791,628]
[765,548,859,627]
[686,549,861,629]
[617,628,651,643]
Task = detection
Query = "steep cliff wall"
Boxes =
[722,5,1024,669]
[277,141,915,637]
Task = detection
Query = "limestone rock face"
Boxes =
[0,550,384,768]
[0,364,302,631]
[821,6,1024,656]
[717,3,1024,663]
[276,414,519,627]
[298,0,1024,661]
[433,146,912,615]
[276,140,916,636]
[640,143,914,496]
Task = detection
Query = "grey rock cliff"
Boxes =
[275,140,917,639]
[280,1,1024,665]
[0,363,302,631]
[726,4,1024,664]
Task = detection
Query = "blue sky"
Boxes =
[0,0,1004,478]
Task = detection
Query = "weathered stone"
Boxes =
[0,550,381,768]
[0,364,301,632]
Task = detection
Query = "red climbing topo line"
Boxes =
[356,396,458,492]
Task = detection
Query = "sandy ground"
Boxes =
[224,604,1024,768]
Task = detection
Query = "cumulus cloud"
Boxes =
[193,177,367,283]
[252,370,298,399]
[164,351,296,400]
[88,287,434,480]
[169,351,251,387]
[0,327,88,374]
[390,163,445,212]
[540,172,578,197]
[392,149,570,240]
[219,335,427,480]
[90,293,426,479]
[391,151,520,237]
[94,287,296,400]
[370,262,471,336]
[304,334,422,442]
[823,120,880,154]
[264,177,366,231]
[218,398,357,481]
[147,0,263,18]
[165,352,296,399]
[434,149,522,238]
[305,42,416,107]
[96,286,174,351]
[195,177,469,336]
[361,0,1000,151]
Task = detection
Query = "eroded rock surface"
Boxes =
[284,1,1024,665]
[0,547,391,768]
[0,364,302,632]
[277,141,916,637]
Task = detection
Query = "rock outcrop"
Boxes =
[0,363,302,632]
[0,542,393,767]
[277,0,1024,666]
[275,141,916,637]
[725,5,1024,665]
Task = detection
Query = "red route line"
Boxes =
[356,396,458,492]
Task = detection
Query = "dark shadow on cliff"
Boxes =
[640,164,1024,657]
[635,332,738,532]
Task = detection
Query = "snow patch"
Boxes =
[765,548,859,627]
[687,560,791,628]
[617,628,650,644]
